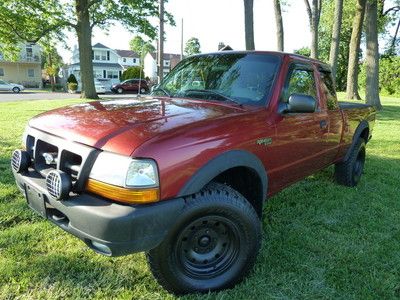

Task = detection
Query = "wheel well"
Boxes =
[212,167,264,218]
[360,127,369,143]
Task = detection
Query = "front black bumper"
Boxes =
[13,169,185,256]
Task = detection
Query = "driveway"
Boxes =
[0,91,144,102]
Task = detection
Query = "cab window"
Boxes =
[284,68,317,102]
[320,71,339,110]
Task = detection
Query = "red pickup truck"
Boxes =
[11,51,376,294]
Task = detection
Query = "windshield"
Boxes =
[153,53,281,106]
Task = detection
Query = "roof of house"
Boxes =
[92,43,110,49]
[115,49,139,58]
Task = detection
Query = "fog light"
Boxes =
[91,241,112,256]
[11,149,30,173]
[46,170,71,200]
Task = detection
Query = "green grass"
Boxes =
[0,96,399,299]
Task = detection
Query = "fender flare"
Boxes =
[177,150,268,202]
[343,120,369,161]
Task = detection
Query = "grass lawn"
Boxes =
[0,95,399,299]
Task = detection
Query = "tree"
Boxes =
[243,0,255,50]
[329,0,344,79]
[129,36,156,67]
[273,0,284,51]
[294,47,311,57]
[184,37,201,56]
[346,0,367,100]
[41,40,63,91]
[303,0,322,59]
[365,0,382,109]
[0,0,170,99]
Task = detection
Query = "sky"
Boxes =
[58,0,311,63]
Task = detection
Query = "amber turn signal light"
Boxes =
[86,179,159,204]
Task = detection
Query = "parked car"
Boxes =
[11,51,376,295]
[0,80,24,93]
[76,81,107,94]
[95,82,106,94]
[111,79,149,94]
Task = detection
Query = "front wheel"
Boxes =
[335,138,366,187]
[146,182,261,295]
[12,87,20,93]
[117,87,123,94]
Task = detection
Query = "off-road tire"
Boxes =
[335,138,366,187]
[146,182,261,295]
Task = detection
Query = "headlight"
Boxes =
[86,152,159,204]
[88,152,158,188]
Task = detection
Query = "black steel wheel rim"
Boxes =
[175,215,240,279]
[353,148,365,182]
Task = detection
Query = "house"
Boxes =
[0,43,42,88]
[67,43,140,90]
[144,52,182,82]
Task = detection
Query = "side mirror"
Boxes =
[279,93,316,113]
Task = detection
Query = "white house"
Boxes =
[144,52,182,82]
[67,43,140,90]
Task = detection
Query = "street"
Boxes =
[0,91,144,102]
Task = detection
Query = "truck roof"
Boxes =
[190,50,332,72]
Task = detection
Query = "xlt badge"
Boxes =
[256,137,272,146]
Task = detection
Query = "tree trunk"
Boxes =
[304,0,321,59]
[48,52,56,92]
[75,0,98,99]
[389,17,400,55]
[329,0,343,80]
[346,0,367,100]
[244,0,255,50]
[365,0,382,110]
[273,0,284,51]
[158,0,165,83]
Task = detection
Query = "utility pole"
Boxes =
[158,0,164,83]
[181,18,184,60]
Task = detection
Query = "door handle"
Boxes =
[320,120,328,129]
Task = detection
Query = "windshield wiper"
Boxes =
[183,89,242,106]
[152,87,172,98]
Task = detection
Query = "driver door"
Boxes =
[269,63,329,190]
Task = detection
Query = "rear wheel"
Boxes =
[335,138,366,187]
[146,182,261,295]
[12,87,20,93]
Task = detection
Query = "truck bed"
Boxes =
[339,102,374,109]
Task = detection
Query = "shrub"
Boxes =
[68,82,78,92]
[121,66,145,81]
[67,74,78,84]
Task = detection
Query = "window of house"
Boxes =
[26,46,33,59]
[283,68,316,102]
[320,71,339,110]
[107,71,119,79]
[123,58,127,63]
[133,58,136,64]
[93,70,103,78]
[0,68,4,76]
[101,52,107,61]
[164,61,170,66]
[28,69,35,77]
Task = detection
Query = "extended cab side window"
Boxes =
[283,68,317,103]
[320,71,339,110]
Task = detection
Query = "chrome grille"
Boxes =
[46,171,61,199]
[11,150,21,172]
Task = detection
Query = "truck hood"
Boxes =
[29,97,243,156]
